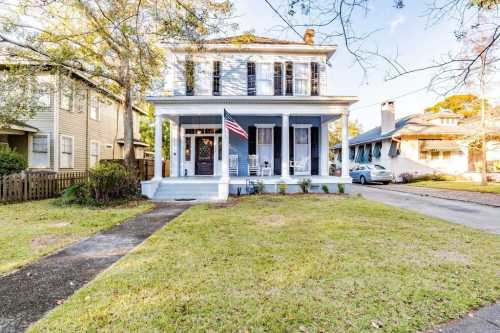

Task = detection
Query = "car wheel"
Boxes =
[360,176,367,185]
[382,181,390,185]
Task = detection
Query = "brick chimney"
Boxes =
[381,100,396,134]
[304,29,315,45]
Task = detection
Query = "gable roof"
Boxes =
[335,112,472,149]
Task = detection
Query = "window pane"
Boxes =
[185,137,191,161]
[257,128,272,144]
[274,63,283,96]
[212,61,221,96]
[285,62,293,96]
[186,59,195,96]
[295,128,308,144]
[247,62,256,96]
[33,136,48,153]
[311,62,319,96]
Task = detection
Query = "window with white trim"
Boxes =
[37,83,52,108]
[61,80,73,111]
[60,136,73,168]
[31,134,49,167]
[257,63,273,95]
[256,127,273,172]
[294,63,308,96]
[90,94,99,120]
[90,141,100,167]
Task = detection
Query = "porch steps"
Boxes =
[152,181,220,201]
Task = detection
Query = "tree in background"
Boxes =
[424,94,491,118]
[328,119,362,161]
[0,66,50,126]
[140,104,170,159]
[0,0,232,177]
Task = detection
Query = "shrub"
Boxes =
[278,182,288,195]
[337,183,345,194]
[0,147,27,176]
[298,178,312,194]
[61,162,138,206]
[253,180,265,194]
[321,184,329,193]
[399,172,456,183]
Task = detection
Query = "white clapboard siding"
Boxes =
[173,59,186,96]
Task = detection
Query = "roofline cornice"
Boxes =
[146,95,359,106]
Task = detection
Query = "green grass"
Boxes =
[0,200,153,275]
[410,180,500,194]
[30,195,500,333]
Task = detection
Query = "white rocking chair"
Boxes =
[248,154,260,176]
[229,154,239,176]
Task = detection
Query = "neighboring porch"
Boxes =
[141,96,355,201]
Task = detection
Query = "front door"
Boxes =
[195,137,214,175]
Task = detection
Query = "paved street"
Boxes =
[352,184,500,235]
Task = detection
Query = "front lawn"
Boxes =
[0,200,153,275]
[410,180,500,194]
[30,195,500,333]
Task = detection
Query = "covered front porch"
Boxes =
[141,96,356,201]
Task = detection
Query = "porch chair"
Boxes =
[290,157,310,174]
[247,155,260,176]
[229,154,239,176]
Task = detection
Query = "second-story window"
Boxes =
[90,94,99,120]
[311,62,320,96]
[285,62,293,96]
[274,63,283,96]
[185,59,195,96]
[212,61,221,96]
[61,80,73,111]
[294,63,308,96]
[247,62,256,96]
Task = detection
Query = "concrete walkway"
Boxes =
[352,184,500,234]
[0,203,190,333]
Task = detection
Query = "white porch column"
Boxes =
[281,113,290,178]
[320,119,330,176]
[154,115,163,180]
[341,110,350,179]
[221,115,229,180]
[169,116,180,177]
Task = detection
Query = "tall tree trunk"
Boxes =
[481,135,487,185]
[121,57,137,178]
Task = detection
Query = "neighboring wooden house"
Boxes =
[142,30,359,201]
[333,101,500,181]
[0,68,148,172]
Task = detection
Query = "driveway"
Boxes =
[352,184,500,235]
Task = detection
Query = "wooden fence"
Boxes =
[0,171,88,203]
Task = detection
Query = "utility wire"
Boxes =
[350,84,439,111]
[263,0,304,40]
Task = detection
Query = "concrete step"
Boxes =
[153,181,220,201]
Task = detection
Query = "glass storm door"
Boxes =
[294,127,310,175]
[195,137,214,175]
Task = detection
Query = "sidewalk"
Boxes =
[370,184,500,207]
[433,303,500,333]
[0,203,191,333]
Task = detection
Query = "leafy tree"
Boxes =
[0,66,50,126]
[328,119,362,147]
[424,94,491,118]
[0,0,232,177]
[139,103,170,158]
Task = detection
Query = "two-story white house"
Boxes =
[142,31,359,201]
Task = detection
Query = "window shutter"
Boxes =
[273,126,281,175]
[289,126,294,175]
[311,126,319,175]
[248,126,256,155]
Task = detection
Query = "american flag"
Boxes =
[224,109,248,139]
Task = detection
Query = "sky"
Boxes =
[228,0,495,132]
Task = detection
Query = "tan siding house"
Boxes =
[1,68,147,172]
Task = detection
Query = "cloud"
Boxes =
[390,15,406,33]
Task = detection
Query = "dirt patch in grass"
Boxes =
[433,250,470,264]
[257,214,286,227]
[30,235,65,251]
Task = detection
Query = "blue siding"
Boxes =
[179,115,322,177]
